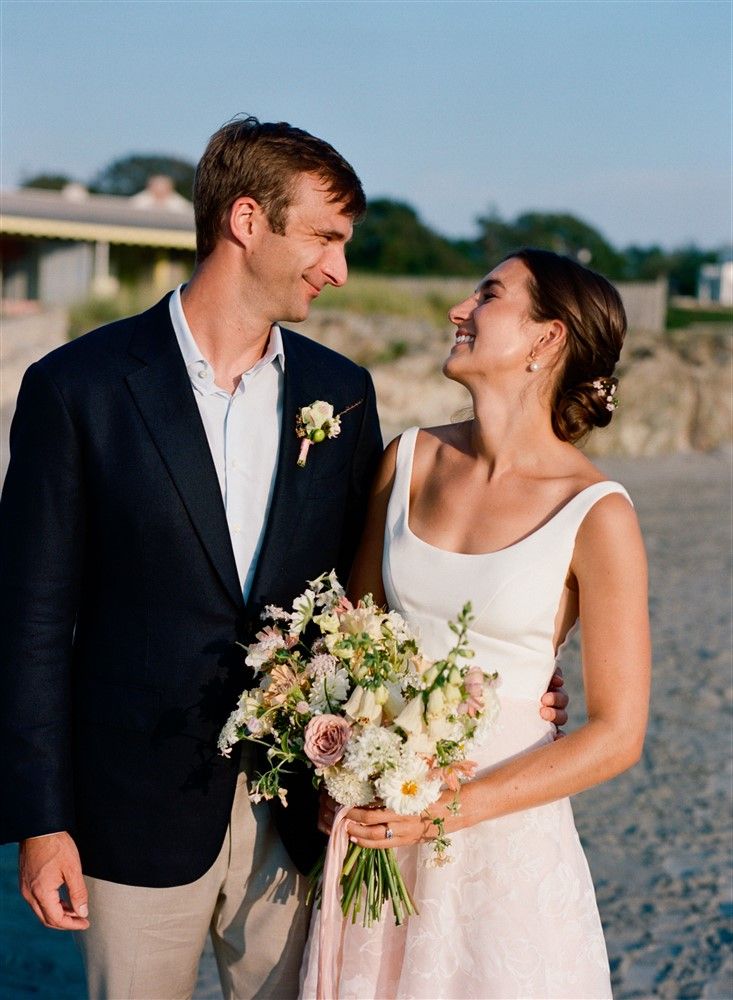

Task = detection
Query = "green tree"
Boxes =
[89,154,196,199]
[622,243,719,294]
[473,206,516,264]
[349,199,476,275]
[666,245,719,296]
[622,244,669,281]
[475,210,625,277]
[21,173,74,190]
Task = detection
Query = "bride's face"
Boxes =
[443,257,546,384]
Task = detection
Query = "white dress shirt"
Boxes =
[169,285,284,602]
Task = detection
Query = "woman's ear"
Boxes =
[533,321,567,362]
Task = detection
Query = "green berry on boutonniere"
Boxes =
[295,398,363,467]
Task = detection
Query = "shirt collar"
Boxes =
[169,284,285,395]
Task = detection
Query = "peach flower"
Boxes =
[463,666,485,717]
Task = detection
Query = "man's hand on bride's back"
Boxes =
[541,667,569,737]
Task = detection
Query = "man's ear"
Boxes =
[228,196,265,248]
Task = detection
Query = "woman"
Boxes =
[301,248,651,999]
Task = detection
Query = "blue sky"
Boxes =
[2,0,731,249]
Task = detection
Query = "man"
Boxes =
[0,116,568,999]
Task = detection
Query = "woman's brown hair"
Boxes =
[506,248,627,443]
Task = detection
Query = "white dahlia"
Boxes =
[343,724,403,780]
[322,765,374,808]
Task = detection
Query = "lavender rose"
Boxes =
[304,714,351,767]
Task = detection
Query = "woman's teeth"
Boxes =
[455,334,475,345]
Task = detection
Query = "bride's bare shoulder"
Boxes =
[564,449,618,492]
[415,421,471,458]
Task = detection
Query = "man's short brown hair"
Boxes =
[193,115,366,261]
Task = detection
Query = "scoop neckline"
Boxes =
[402,426,622,558]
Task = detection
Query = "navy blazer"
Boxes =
[0,294,382,886]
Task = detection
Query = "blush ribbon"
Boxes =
[316,803,351,1000]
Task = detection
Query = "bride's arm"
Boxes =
[346,491,651,847]
[345,435,400,607]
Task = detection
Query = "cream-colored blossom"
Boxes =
[343,685,383,725]
[393,695,426,736]
[383,681,406,722]
[290,589,316,635]
[301,401,334,429]
[339,605,383,641]
[427,688,445,717]
[313,610,340,633]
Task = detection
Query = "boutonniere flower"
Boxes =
[295,399,362,467]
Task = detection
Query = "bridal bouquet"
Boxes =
[218,571,498,928]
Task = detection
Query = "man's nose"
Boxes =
[323,244,348,288]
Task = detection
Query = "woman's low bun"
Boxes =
[553,376,619,444]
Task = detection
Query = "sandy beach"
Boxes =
[1,317,731,999]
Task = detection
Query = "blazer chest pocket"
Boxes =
[307,461,352,496]
[75,678,162,733]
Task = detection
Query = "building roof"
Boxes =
[0,185,195,249]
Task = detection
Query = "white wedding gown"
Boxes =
[301,426,624,999]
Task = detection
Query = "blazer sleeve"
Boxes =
[336,368,383,582]
[0,361,85,842]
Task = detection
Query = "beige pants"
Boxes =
[75,760,310,1000]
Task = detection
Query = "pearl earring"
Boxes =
[528,357,540,372]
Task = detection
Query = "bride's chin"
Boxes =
[442,354,469,385]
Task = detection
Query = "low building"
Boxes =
[0,177,195,307]
[698,258,733,307]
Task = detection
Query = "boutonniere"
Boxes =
[295,399,363,467]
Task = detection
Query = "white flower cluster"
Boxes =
[322,765,374,808]
[331,723,445,816]
[308,667,350,713]
[245,627,286,672]
[343,724,403,779]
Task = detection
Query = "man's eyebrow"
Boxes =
[315,227,351,242]
[476,277,505,294]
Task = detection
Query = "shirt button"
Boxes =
[197,369,208,379]
[232,523,241,534]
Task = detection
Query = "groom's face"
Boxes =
[252,172,353,323]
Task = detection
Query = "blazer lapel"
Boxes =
[246,330,319,608]
[125,299,243,610]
